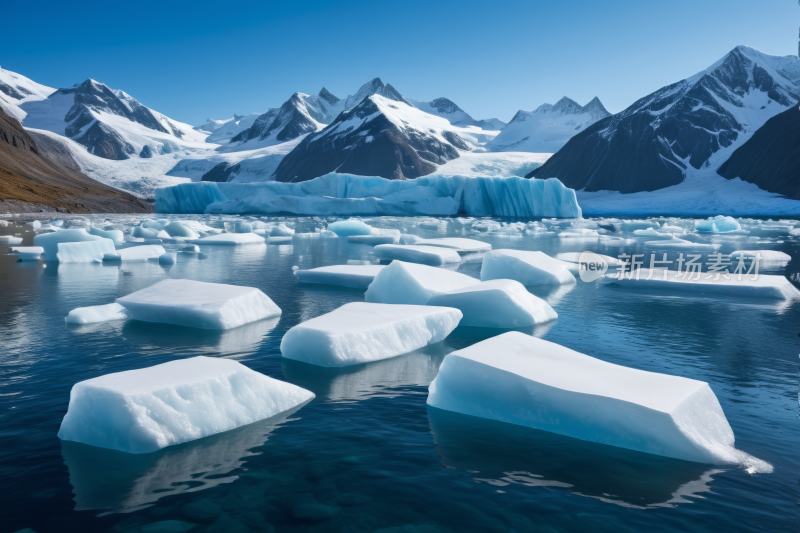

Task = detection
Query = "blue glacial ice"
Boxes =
[695,216,741,233]
[155,173,582,218]
[328,219,373,236]
[34,229,109,261]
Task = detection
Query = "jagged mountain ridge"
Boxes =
[195,113,262,144]
[528,46,800,193]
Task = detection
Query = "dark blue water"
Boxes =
[1,216,798,533]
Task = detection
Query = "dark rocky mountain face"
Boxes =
[231,93,326,144]
[717,102,800,199]
[272,96,462,183]
[343,78,411,109]
[318,87,340,105]
[429,97,463,114]
[0,107,151,213]
[528,46,800,193]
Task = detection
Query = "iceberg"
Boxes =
[600,269,800,300]
[117,279,282,329]
[66,303,130,325]
[132,226,160,239]
[426,280,557,328]
[233,221,252,233]
[280,302,462,367]
[695,216,741,233]
[57,356,314,454]
[481,250,576,286]
[328,219,373,237]
[374,244,461,266]
[187,233,265,245]
[0,235,23,245]
[57,240,116,263]
[103,245,166,262]
[34,229,107,261]
[88,227,124,244]
[155,173,582,218]
[159,252,177,265]
[295,265,385,289]
[9,246,43,261]
[270,224,295,236]
[164,221,199,239]
[269,236,293,244]
[365,261,480,305]
[415,238,491,253]
[427,332,769,467]
[399,234,422,244]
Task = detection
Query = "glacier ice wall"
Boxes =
[155,173,582,218]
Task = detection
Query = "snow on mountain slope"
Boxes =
[474,117,506,130]
[530,46,800,194]
[408,97,490,130]
[0,68,56,120]
[487,96,610,153]
[195,113,261,143]
[433,151,552,178]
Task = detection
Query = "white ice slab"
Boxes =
[57,356,314,453]
[731,250,791,264]
[374,244,461,266]
[347,234,399,245]
[281,302,462,367]
[634,228,675,239]
[295,265,385,289]
[481,250,576,286]
[0,235,23,245]
[427,332,769,466]
[187,233,265,245]
[644,239,719,249]
[88,227,124,244]
[600,269,800,300]
[10,246,43,261]
[34,229,107,261]
[426,279,557,328]
[555,252,621,266]
[415,238,491,253]
[365,260,480,305]
[399,234,422,244]
[66,303,130,325]
[328,219,373,237]
[117,279,282,329]
[57,240,116,263]
[103,245,166,262]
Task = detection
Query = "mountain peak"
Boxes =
[552,96,583,114]
[581,97,611,119]
[318,87,340,105]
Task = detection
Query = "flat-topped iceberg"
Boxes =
[57,240,117,263]
[415,238,491,253]
[600,269,800,300]
[281,302,462,367]
[103,245,166,262]
[57,356,314,454]
[66,303,130,325]
[187,233,265,245]
[374,244,461,266]
[0,235,23,245]
[34,229,107,261]
[117,279,282,329]
[481,250,576,286]
[155,173,582,218]
[426,280,557,328]
[10,246,43,261]
[427,332,770,469]
[366,261,480,305]
[295,265,385,289]
[88,227,124,244]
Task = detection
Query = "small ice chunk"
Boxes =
[695,216,741,233]
[347,234,399,245]
[374,244,461,266]
[634,228,675,239]
[399,234,422,244]
[66,303,129,324]
[415,238,491,253]
[0,220,10,227]
[559,228,599,239]
[181,244,200,252]
[124,235,144,243]
[644,239,719,249]
[0,235,24,245]
[660,225,686,234]
[187,233,265,245]
[233,221,252,233]
[57,356,314,453]
[10,246,43,261]
[88,227,124,244]
[117,279,282,329]
[481,250,576,286]
[132,226,160,239]
[280,302,462,367]
[427,332,769,467]
[295,265,385,289]
[159,252,177,265]
[28,220,42,229]
[426,280,557,328]
[365,260,480,304]
[164,221,199,239]
[103,245,166,262]
[319,229,338,238]
[34,229,106,261]
[328,219,372,237]
[269,236,293,244]
[600,269,800,300]
[270,224,295,236]
[57,239,116,263]
[622,220,659,231]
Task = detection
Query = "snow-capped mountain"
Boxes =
[529,46,800,193]
[195,113,261,144]
[0,67,56,120]
[474,117,506,130]
[717,102,800,200]
[272,94,477,182]
[486,96,610,153]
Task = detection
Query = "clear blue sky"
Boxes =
[4,0,798,125]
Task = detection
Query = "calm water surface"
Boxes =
[1,215,798,533]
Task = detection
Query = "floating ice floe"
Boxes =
[269,236,293,244]
[163,221,199,239]
[280,302,462,367]
[328,219,373,237]
[634,228,676,239]
[187,233,265,245]
[347,234,399,245]
[399,234,422,244]
[481,250,576,286]
[66,303,130,325]
[233,221,252,233]
[0,220,10,227]
[103,245,166,262]
[730,250,791,265]
[57,240,117,263]
[695,216,741,233]
[426,280,557,328]
[415,238,491,253]
[88,227,124,244]
[270,224,295,236]
[622,220,659,232]
[156,174,582,218]
[555,252,620,266]
[374,244,461,266]
[10,246,43,261]
[117,279,282,329]
[34,229,107,261]
[559,228,600,239]
[643,239,720,249]
[0,235,23,245]
[366,261,480,305]
[600,269,800,300]
[427,333,771,470]
[294,265,385,289]
[57,356,314,453]
[660,225,686,234]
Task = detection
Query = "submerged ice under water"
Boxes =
[0,214,799,533]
